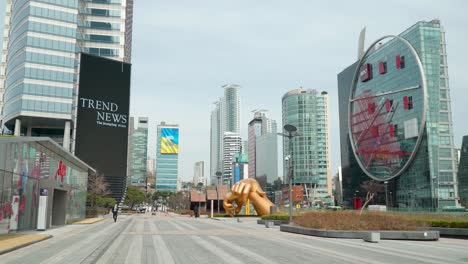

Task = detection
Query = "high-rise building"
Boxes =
[210,84,241,184]
[128,117,148,190]
[457,136,468,207]
[338,20,458,209]
[282,88,332,199]
[193,161,205,185]
[156,122,179,192]
[0,0,134,148]
[223,132,241,185]
[247,110,277,180]
[256,133,278,183]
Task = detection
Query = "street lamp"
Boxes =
[215,171,222,213]
[277,124,299,223]
[384,181,388,208]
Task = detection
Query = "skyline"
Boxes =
[1,1,468,182]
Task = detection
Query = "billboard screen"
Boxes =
[160,128,179,154]
[75,53,131,201]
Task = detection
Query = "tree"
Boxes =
[87,171,110,207]
[359,180,383,215]
[125,186,145,209]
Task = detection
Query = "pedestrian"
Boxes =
[112,204,118,222]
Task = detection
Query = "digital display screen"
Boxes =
[160,128,179,154]
[75,53,131,200]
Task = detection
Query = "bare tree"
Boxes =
[88,171,110,207]
[359,180,383,215]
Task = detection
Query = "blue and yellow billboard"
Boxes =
[160,128,179,154]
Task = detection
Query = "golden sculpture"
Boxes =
[223,178,276,216]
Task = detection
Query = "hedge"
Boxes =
[261,214,290,221]
[428,220,468,229]
[214,214,258,217]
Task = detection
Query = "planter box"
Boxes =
[430,227,468,237]
[280,225,439,241]
[257,219,289,226]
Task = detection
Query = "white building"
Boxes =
[223,132,241,185]
[193,161,205,185]
[210,84,241,184]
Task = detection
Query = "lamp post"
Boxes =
[384,181,388,208]
[277,124,298,223]
[215,171,222,213]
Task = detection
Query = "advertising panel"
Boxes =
[75,53,131,201]
[160,128,179,154]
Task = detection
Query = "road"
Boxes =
[2,213,468,264]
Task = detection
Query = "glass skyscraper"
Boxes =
[338,20,458,209]
[128,117,148,190]
[156,122,179,192]
[282,88,332,199]
[210,84,241,184]
[0,0,133,150]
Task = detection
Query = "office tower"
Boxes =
[193,161,205,185]
[0,0,134,148]
[338,20,458,209]
[457,136,468,207]
[156,122,179,192]
[223,132,241,185]
[282,88,332,199]
[256,133,278,183]
[128,117,148,190]
[247,110,277,180]
[210,84,241,184]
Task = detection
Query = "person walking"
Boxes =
[112,204,118,222]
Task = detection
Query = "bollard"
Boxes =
[265,221,274,228]
[237,217,242,223]
[363,232,380,243]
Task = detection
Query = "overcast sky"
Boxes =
[1,0,468,182]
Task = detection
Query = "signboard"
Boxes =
[160,128,179,154]
[75,53,131,201]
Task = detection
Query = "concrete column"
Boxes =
[26,126,32,136]
[14,119,21,136]
[63,121,71,151]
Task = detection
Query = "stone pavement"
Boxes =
[1,213,467,263]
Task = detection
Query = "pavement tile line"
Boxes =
[208,235,278,264]
[203,220,376,264]
[283,233,461,264]
[83,217,134,264]
[125,235,143,264]
[38,218,121,264]
[191,235,244,264]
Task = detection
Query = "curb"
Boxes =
[0,235,52,255]
[430,227,468,238]
[257,220,289,226]
[280,225,439,241]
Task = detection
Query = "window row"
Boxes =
[25,67,74,83]
[26,52,75,68]
[31,6,77,23]
[27,36,76,53]
[29,21,76,38]
[22,99,72,114]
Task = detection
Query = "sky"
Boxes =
[1,0,468,183]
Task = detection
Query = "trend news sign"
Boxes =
[79,98,128,128]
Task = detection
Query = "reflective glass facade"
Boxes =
[155,123,179,192]
[0,137,89,234]
[458,136,468,207]
[0,0,133,144]
[338,20,458,209]
[282,88,332,198]
[128,117,148,188]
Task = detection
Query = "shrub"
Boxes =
[214,214,258,217]
[429,220,468,228]
[293,211,428,231]
[261,214,290,221]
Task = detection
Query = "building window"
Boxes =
[379,61,387,74]
[396,55,405,69]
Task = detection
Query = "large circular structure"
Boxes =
[348,35,427,181]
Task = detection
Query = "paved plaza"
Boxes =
[1,213,467,264]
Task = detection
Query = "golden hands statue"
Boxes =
[223,178,276,216]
